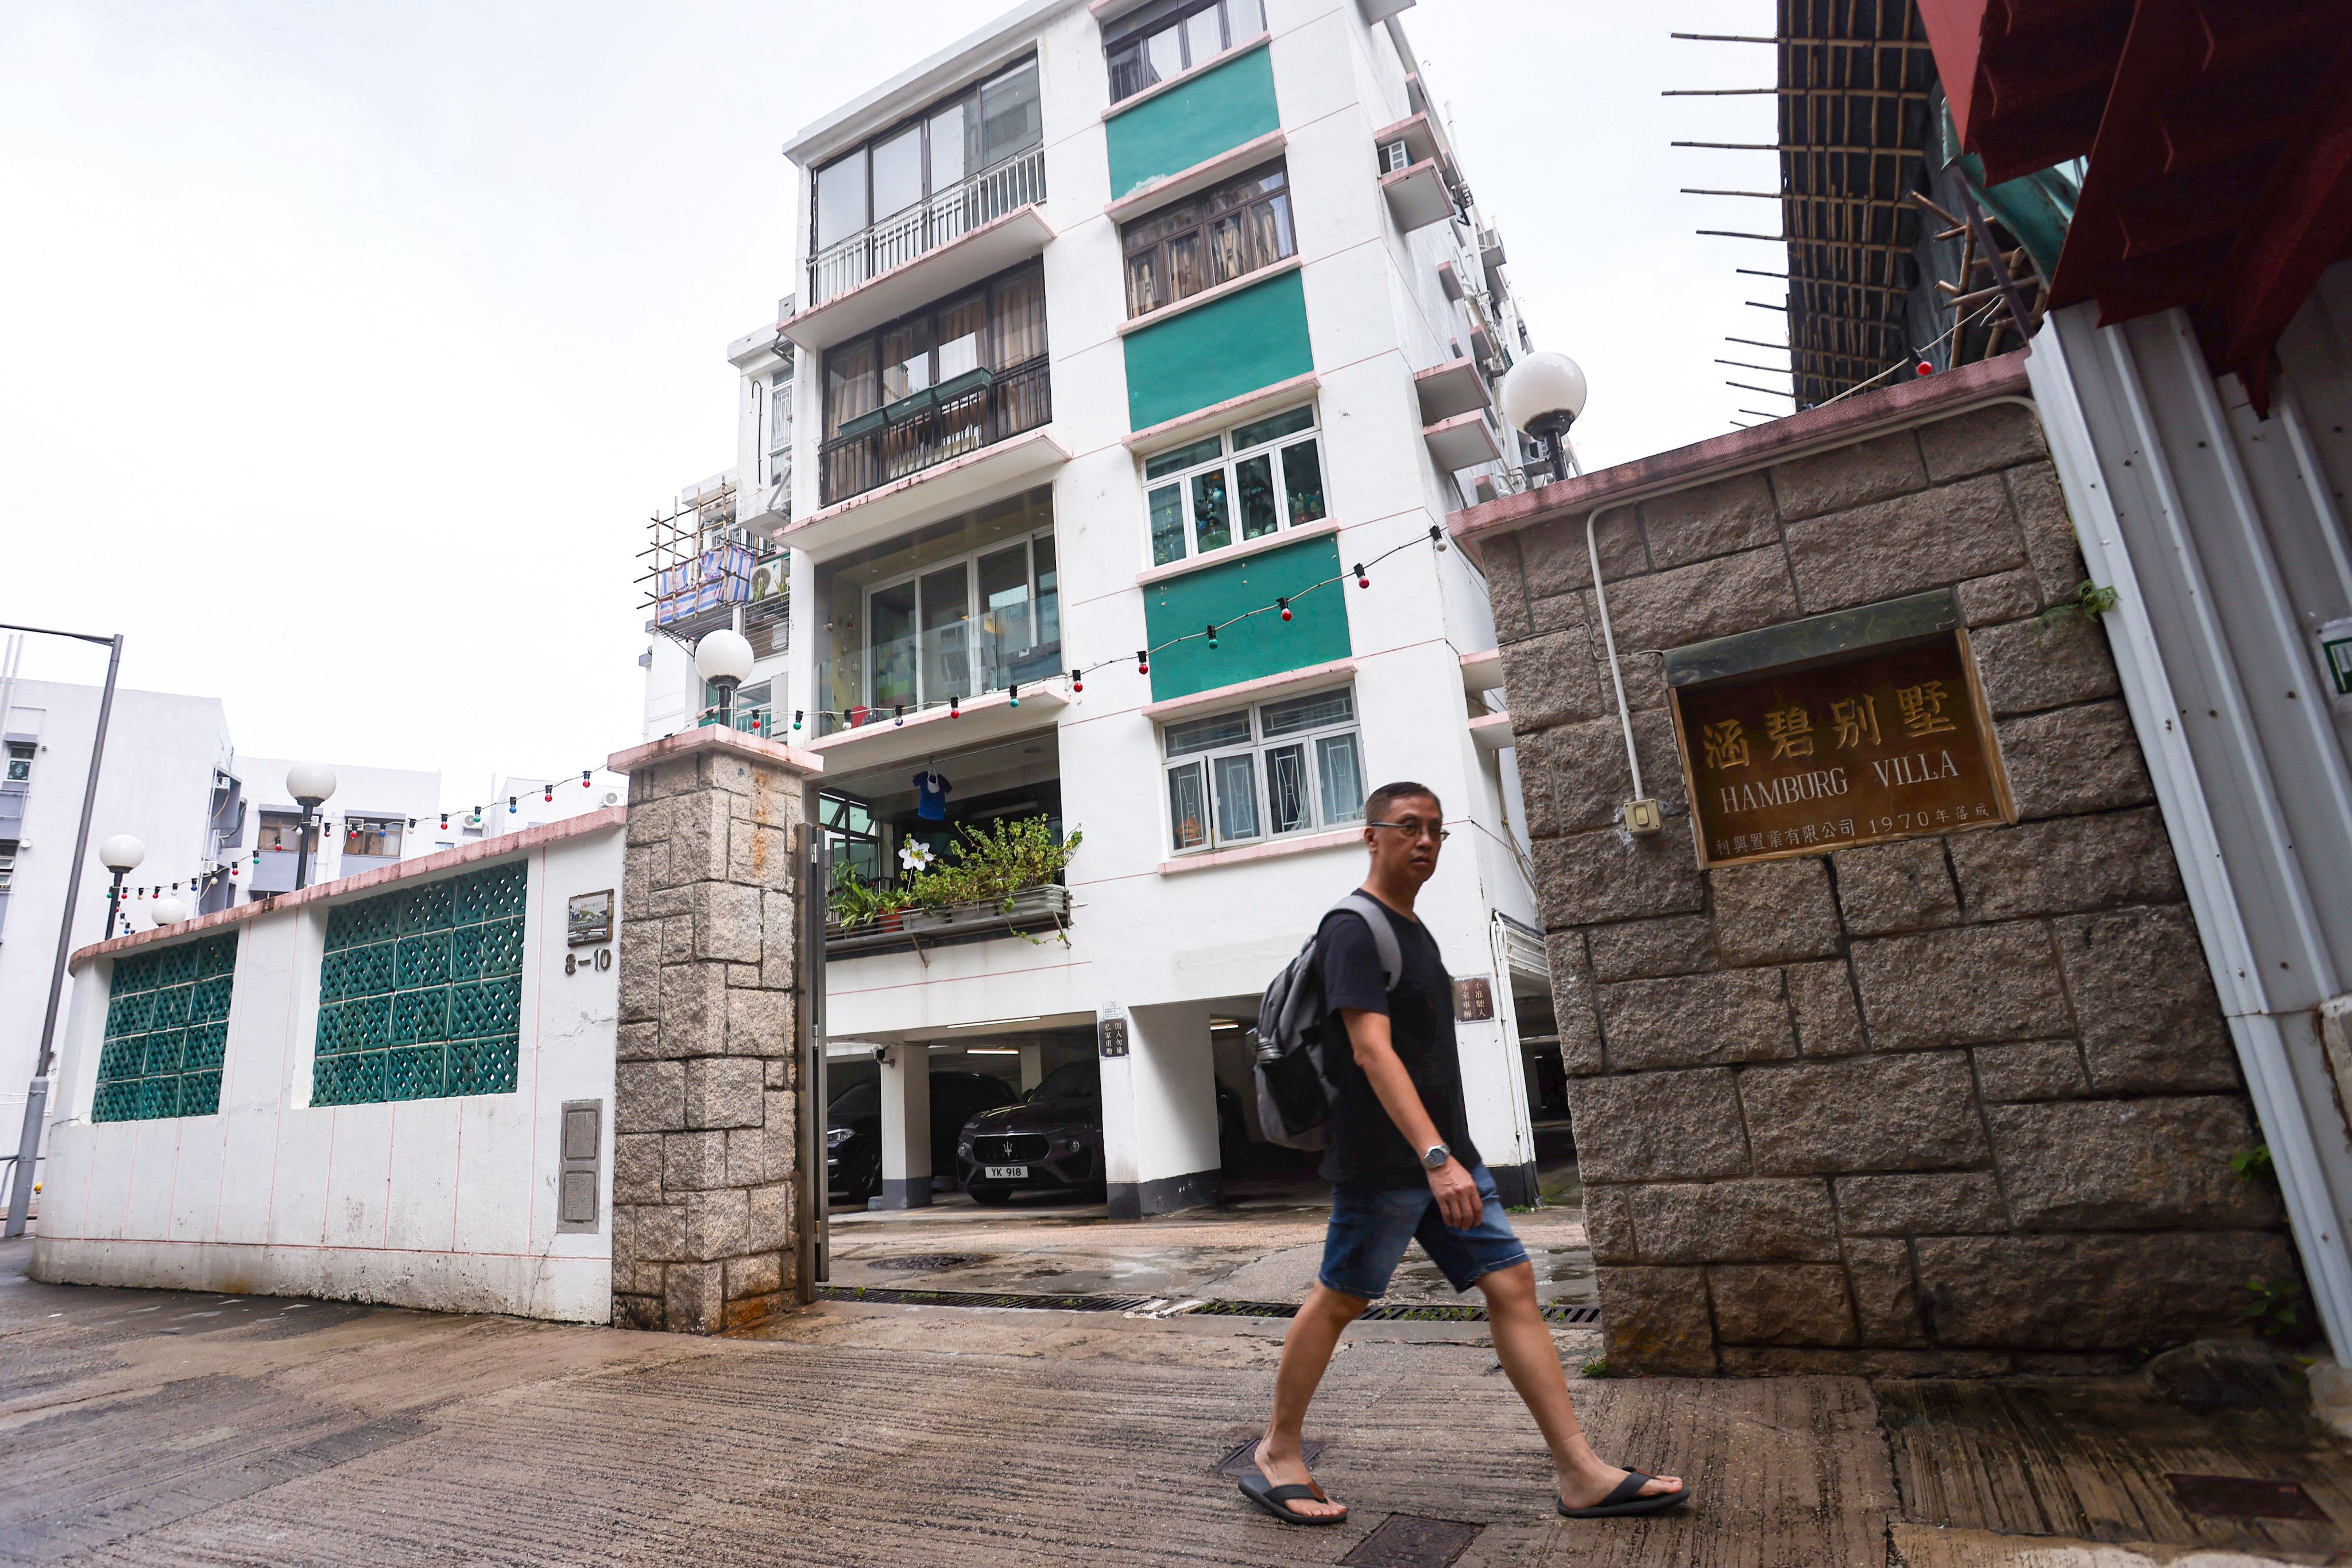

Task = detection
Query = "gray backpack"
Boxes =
[1252,893,1403,1150]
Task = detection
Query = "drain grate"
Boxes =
[2167,1473,2332,1520]
[1187,1298,1601,1325]
[864,1252,991,1272]
[816,1285,1156,1313]
[1340,1514,1482,1567]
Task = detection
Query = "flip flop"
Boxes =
[1237,1465,1348,1527]
[1558,1469,1690,1518]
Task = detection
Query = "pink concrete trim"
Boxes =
[1159,826,1359,876]
[780,206,1054,347]
[1122,372,1321,453]
[1379,158,1445,195]
[1104,130,1288,223]
[69,807,628,973]
[1116,257,1302,336]
[1374,111,1436,149]
[1445,351,2035,549]
[1469,710,1515,747]
[607,725,824,778]
[1140,657,1356,720]
[782,429,1072,540]
[1099,35,1271,121]
[1135,518,1340,587]
[803,682,1066,752]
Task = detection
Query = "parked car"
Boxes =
[956,1061,1248,1205]
[827,1070,1020,1206]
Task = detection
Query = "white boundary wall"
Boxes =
[30,811,625,1322]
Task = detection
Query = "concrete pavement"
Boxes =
[4,1234,2349,1565]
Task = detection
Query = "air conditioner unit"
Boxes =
[460,811,485,831]
[599,789,622,808]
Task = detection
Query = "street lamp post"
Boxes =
[99,834,145,939]
[1498,349,1589,489]
[3,621,124,1240]
[695,629,755,731]
[285,762,337,892]
[150,895,190,928]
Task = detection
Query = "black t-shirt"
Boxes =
[1316,900,1481,1190]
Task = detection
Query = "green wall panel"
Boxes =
[94,932,237,1122]
[312,860,527,1107]
[1104,43,1279,199]
[1123,268,1313,432]
[1144,533,1349,701]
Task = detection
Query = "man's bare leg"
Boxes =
[1477,1261,1684,1509]
[1253,1281,1364,1520]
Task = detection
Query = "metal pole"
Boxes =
[795,806,830,1301]
[6,633,123,1238]
[104,870,125,940]
[292,807,313,892]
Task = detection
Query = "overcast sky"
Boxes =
[0,1,1774,808]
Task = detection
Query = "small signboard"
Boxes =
[567,889,614,946]
[1452,975,1495,1022]
[1665,593,2014,869]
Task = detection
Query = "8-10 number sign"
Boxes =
[1667,629,2015,868]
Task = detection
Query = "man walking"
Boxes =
[1240,781,1689,1526]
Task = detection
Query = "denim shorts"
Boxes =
[1318,1164,1531,1299]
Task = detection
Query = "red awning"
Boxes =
[1923,0,2352,409]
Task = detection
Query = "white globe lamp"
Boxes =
[694,630,756,730]
[1498,350,1589,484]
[284,761,338,892]
[150,896,190,928]
[98,834,146,938]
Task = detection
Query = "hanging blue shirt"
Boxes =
[912,772,952,822]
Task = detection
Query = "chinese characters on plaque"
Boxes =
[1669,630,2014,868]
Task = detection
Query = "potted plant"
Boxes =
[826,865,909,934]
[903,816,1081,940]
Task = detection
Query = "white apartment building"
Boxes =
[645,0,1556,1214]
[230,757,443,899]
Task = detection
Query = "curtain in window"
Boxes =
[990,268,1048,367]
[825,339,878,439]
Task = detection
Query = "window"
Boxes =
[819,792,884,887]
[811,58,1043,254]
[1121,161,1294,318]
[0,840,14,893]
[312,861,528,1106]
[256,811,319,854]
[866,529,1058,709]
[343,815,404,859]
[1162,687,1365,853]
[93,933,237,1122]
[705,679,777,737]
[4,741,30,785]
[1143,403,1326,566]
[818,261,1051,504]
[766,365,794,488]
[1106,0,1266,102]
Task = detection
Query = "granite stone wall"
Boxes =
[609,733,808,1333]
[1480,402,2299,1375]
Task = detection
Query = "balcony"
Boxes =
[818,355,1052,510]
[788,148,1051,354]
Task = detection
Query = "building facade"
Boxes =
[646,0,1557,1213]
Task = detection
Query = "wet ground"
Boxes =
[822,1172,1596,1310]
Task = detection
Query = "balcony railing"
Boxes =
[814,624,1062,737]
[810,146,1047,307]
[818,355,1051,508]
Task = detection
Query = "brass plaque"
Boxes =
[1669,629,2013,868]
[1452,976,1494,1022]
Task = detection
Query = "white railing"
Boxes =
[810,146,1047,307]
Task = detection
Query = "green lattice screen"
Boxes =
[314,860,527,1105]
[94,932,238,1122]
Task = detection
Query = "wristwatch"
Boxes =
[1420,1143,1452,1171]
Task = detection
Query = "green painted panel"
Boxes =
[1123,269,1312,432]
[311,860,527,1107]
[1104,44,1279,199]
[1144,534,1349,702]
[94,932,238,1121]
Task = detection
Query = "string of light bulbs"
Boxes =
[777,522,1454,733]
[117,771,623,903]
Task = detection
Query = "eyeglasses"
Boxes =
[1368,819,1450,842]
